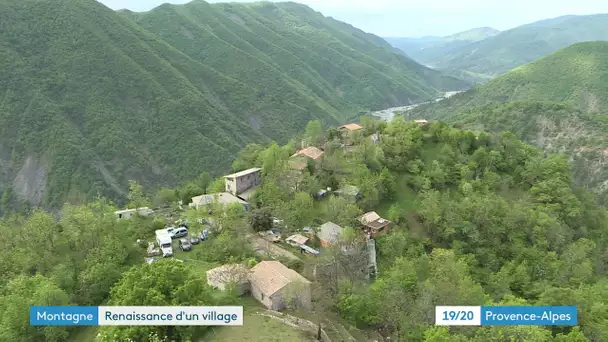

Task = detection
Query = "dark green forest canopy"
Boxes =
[2,119,607,341]
[0,0,468,212]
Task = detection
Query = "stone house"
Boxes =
[292,146,324,161]
[339,123,362,145]
[190,192,249,211]
[224,168,262,199]
[114,207,154,220]
[249,261,312,311]
[206,264,250,296]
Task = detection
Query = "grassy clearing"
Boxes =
[286,308,383,342]
[376,176,419,217]
[376,173,425,239]
[204,312,315,342]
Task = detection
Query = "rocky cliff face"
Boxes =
[11,156,48,206]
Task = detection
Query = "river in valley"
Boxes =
[370,91,463,121]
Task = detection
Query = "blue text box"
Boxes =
[481,306,577,326]
[30,306,98,326]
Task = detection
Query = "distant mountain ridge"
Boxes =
[384,27,500,83]
[0,0,468,211]
[387,14,608,81]
[443,27,500,42]
[384,27,499,54]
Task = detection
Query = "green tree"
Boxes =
[248,207,273,232]
[196,172,212,191]
[381,117,423,172]
[387,203,403,224]
[177,182,204,205]
[304,120,324,146]
[325,196,362,227]
[97,260,220,342]
[0,275,70,342]
[261,142,289,176]
[207,177,226,193]
[153,187,178,207]
[127,180,150,208]
[424,326,470,342]
[280,192,315,230]
[195,231,256,264]
[232,144,264,172]
[379,167,396,199]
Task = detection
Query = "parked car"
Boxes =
[200,229,209,241]
[172,227,188,239]
[272,217,284,228]
[270,228,281,236]
[190,236,200,245]
[259,230,281,242]
[179,238,192,251]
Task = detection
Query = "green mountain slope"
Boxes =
[395,14,608,80]
[407,42,608,203]
[412,42,608,117]
[0,0,468,210]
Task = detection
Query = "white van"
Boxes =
[155,230,174,257]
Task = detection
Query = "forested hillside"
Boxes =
[408,42,608,204]
[387,14,608,81]
[385,27,500,84]
[452,102,608,205]
[412,42,608,114]
[0,0,467,212]
[3,118,606,341]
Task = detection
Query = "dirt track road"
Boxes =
[249,236,300,261]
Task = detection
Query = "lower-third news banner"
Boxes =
[435,306,578,326]
[30,306,243,326]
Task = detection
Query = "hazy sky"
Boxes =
[98,0,608,37]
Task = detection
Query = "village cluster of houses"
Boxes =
[114,119,429,312]
[184,123,393,239]
[194,122,399,311]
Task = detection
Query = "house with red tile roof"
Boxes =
[339,123,362,131]
[292,146,324,160]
